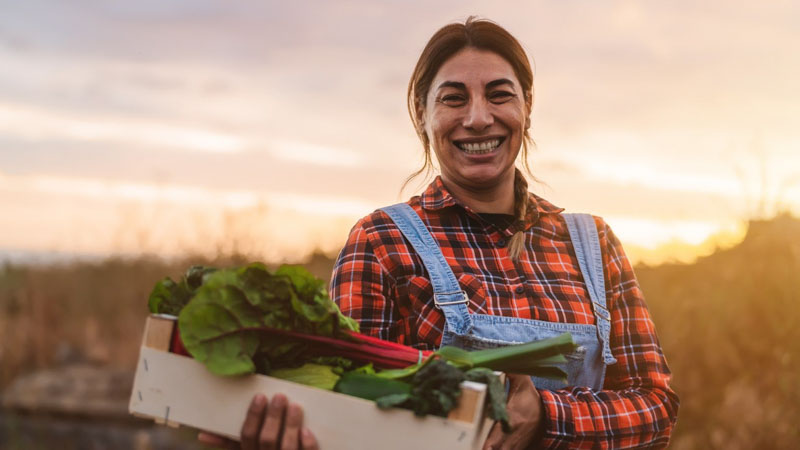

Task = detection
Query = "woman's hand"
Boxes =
[482,374,544,450]
[197,393,319,450]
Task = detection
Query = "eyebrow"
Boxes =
[436,81,466,91]
[486,78,515,89]
[435,78,516,91]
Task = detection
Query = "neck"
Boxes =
[440,174,516,214]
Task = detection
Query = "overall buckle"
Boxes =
[434,291,469,308]
[593,302,611,321]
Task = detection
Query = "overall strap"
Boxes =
[380,204,473,335]
[563,213,618,365]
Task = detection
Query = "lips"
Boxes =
[453,137,505,155]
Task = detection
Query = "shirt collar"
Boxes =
[419,176,564,227]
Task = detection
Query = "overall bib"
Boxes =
[381,204,617,390]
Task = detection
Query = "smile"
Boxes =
[454,137,505,155]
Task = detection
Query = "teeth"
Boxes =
[457,139,501,154]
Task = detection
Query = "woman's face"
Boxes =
[422,47,530,192]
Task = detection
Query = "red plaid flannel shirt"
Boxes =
[331,176,679,448]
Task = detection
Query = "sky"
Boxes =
[1,0,799,264]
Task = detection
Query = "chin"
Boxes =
[458,170,510,189]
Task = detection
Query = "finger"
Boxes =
[240,394,268,450]
[481,421,504,450]
[198,431,238,449]
[300,427,319,450]
[259,393,288,449]
[280,402,304,450]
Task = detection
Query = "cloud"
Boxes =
[268,139,367,169]
[1,0,799,261]
[0,102,247,153]
[0,135,410,204]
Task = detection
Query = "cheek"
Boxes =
[495,108,526,130]
[428,114,459,142]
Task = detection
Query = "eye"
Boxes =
[489,91,516,103]
[438,94,467,106]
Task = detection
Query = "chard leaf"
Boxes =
[276,265,359,333]
[308,356,355,372]
[349,363,376,375]
[147,277,192,315]
[373,356,434,380]
[269,363,341,391]
[276,265,325,302]
[375,393,412,409]
[172,262,361,377]
[178,285,263,375]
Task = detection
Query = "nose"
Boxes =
[462,98,493,131]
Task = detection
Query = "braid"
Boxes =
[508,168,529,261]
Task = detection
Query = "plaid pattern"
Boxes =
[331,176,679,448]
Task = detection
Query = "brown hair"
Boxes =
[405,16,535,261]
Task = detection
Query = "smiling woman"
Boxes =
[330,17,680,449]
[204,16,679,450]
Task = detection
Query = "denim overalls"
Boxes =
[381,204,617,390]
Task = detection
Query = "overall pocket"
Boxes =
[564,345,588,386]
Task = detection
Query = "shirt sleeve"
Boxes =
[536,218,680,449]
[330,218,403,343]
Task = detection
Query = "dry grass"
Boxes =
[638,213,800,449]
[1,216,799,449]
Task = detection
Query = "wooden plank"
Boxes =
[129,347,494,450]
[142,315,175,351]
[448,382,487,425]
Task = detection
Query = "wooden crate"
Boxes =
[129,315,495,449]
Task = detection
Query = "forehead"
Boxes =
[432,47,519,89]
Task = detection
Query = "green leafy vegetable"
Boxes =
[402,360,466,416]
[148,262,577,428]
[464,368,511,432]
[436,333,576,380]
[368,360,511,432]
[334,371,412,401]
[148,265,218,315]
[269,363,342,391]
[177,285,263,375]
[174,263,359,376]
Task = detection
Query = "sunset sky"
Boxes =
[1,1,798,264]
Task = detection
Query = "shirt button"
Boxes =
[497,238,507,247]
[515,286,525,294]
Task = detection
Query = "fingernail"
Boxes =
[302,428,312,441]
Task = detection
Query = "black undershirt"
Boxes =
[477,212,516,231]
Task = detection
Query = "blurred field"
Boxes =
[637,213,800,449]
[1,216,799,449]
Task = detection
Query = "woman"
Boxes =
[330,17,679,448]
[202,17,679,450]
